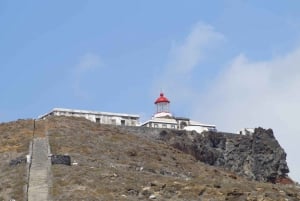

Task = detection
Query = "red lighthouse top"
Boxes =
[155,93,170,104]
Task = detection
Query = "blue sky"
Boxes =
[1,1,300,181]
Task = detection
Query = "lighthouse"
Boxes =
[139,92,177,128]
[140,92,217,132]
[154,93,172,118]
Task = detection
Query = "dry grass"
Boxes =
[46,116,300,201]
[0,119,34,200]
[1,116,300,200]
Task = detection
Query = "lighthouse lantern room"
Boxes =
[154,93,172,118]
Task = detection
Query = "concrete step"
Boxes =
[28,137,51,201]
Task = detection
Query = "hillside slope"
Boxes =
[1,116,300,200]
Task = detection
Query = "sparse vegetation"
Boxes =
[46,116,300,200]
[1,116,300,200]
[0,119,33,200]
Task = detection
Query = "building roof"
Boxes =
[154,93,170,104]
[140,117,177,126]
[189,120,216,127]
[38,108,140,119]
[154,112,173,118]
[175,116,190,121]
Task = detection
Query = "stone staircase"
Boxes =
[28,137,51,201]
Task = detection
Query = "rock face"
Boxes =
[51,155,71,166]
[158,127,290,183]
[9,156,27,166]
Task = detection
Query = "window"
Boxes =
[162,124,167,128]
[154,124,158,128]
[171,125,175,129]
[95,118,100,123]
[121,120,126,126]
[111,119,116,125]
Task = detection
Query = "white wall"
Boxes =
[48,110,139,126]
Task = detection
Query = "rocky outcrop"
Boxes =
[51,155,71,166]
[158,127,290,183]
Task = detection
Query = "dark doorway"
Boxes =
[95,118,100,123]
[180,121,187,129]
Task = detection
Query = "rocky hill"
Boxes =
[0,116,300,200]
[151,128,289,183]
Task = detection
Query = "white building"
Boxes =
[140,93,216,133]
[238,128,255,135]
[38,108,140,126]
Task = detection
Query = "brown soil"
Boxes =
[46,116,300,201]
[0,119,34,200]
[1,116,300,200]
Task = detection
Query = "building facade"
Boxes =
[38,108,140,126]
[38,93,216,132]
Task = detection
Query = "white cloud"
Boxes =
[196,49,300,130]
[168,22,224,74]
[155,21,300,182]
[154,22,224,103]
[73,53,102,99]
[77,53,102,73]
[195,48,300,182]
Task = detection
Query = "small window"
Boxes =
[162,124,167,128]
[154,124,158,128]
[121,120,125,126]
[171,125,175,129]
